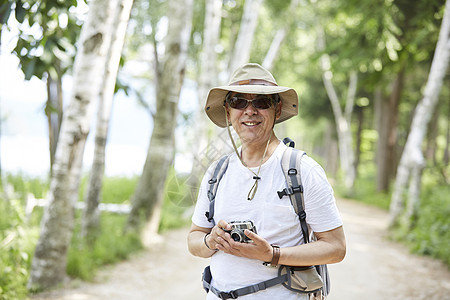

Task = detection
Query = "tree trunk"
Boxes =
[375,69,404,192]
[317,28,357,191]
[389,0,450,228]
[82,0,134,245]
[323,121,339,178]
[262,0,300,71]
[354,106,364,177]
[45,63,64,176]
[28,0,117,290]
[443,97,450,183]
[125,0,193,245]
[188,0,223,191]
[425,103,440,164]
[228,0,263,74]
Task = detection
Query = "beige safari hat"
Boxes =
[205,63,298,127]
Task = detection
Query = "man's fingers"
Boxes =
[244,229,260,242]
[217,220,231,231]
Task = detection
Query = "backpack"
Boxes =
[203,138,330,299]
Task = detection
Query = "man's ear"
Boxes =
[275,101,282,120]
[224,102,230,114]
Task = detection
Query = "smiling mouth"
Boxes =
[243,121,261,127]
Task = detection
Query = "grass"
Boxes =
[0,171,195,298]
[67,212,143,280]
[0,199,40,300]
[343,174,391,210]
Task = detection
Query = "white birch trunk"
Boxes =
[189,0,222,183]
[82,0,134,243]
[317,28,357,191]
[28,0,116,290]
[228,0,263,74]
[45,64,63,174]
[389,0,450,227]
[262,0,300,71]
[126,0,193,245]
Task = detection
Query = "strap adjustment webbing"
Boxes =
[203,265,288,299]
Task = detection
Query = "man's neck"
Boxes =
[241,134,279,167]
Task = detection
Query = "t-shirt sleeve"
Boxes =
[302,157,343,233]
[191,165,216,229]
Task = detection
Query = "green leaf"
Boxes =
[15,0,27,23]
[24,58,36,80]
[0,2,12,24]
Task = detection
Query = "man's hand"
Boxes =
[212,222,273,263]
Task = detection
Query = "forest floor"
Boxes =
[31,198,450,300]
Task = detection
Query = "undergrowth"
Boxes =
[0,171,195,299]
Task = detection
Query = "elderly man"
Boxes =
[188,63,345,299]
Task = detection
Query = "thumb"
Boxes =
[244,229,260,242]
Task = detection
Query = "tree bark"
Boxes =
[425,103,440,164]
[45,63,64,176]
[389,0,450,228]
[188,0,223,190]
[317,28,357,192]
[228,0,263,74]
[28,0,117,290]
[375,69,404,192]
[82,0,134,245]
[262,0,300,71]
[354,106,364,177]
[125,0,193,245]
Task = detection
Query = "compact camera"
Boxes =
[224,220,257,243]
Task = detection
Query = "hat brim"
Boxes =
[205,85,298,128]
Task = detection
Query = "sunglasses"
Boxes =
[226,95,274,110]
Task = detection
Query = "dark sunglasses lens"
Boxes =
[229,97,248,109]
[252,96,272,109]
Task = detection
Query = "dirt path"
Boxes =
[32,199,450,300]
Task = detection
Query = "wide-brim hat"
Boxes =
[205,63,298,128]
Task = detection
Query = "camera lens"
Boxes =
[231,232,242,242]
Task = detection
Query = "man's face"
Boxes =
[225,93,282,145]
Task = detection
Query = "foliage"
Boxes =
[4,173,49,201]
[67,212,143,280]
[339,173,391,210]
[0,173,194,296]
[3,0,83,81]
[0,198,39,300]
[393,173,450,267]
[78,175,138,204]
[159,169,196,232]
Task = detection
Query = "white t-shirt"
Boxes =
[192,141,342,299]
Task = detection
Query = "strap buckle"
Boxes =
[207,190,215,201]
[218,291,238,299]
[277,185,303,199]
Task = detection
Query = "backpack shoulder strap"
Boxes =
[205,154,231,225]
[278,145,310,243]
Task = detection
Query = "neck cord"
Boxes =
[224,108,274,201]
